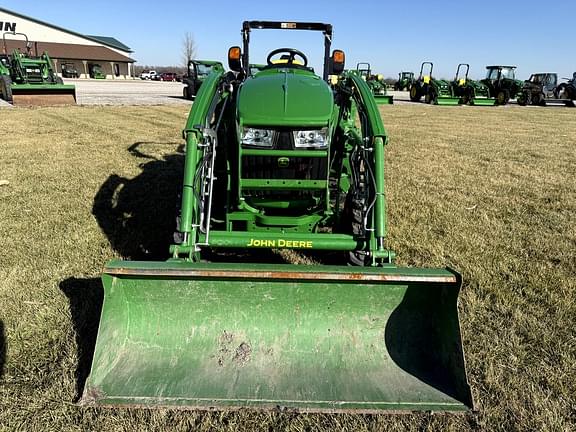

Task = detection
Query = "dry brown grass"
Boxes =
[0,103,575,431]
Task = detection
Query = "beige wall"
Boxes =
[0,11,101,46]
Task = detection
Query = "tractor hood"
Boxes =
[238,68,333,127]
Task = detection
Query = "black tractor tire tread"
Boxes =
[0,75,13,103]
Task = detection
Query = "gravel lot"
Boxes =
[70,78,192,105]
[0,78,412,107]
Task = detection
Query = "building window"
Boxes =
[114,63,120,76]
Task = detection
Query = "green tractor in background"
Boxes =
[183,59,224,99]
[82,20,472,413]
[480,65,523,105]
[393,71,414,91]
[517,73,575,107]
[355,62,393,104]
[450,63,495,106]
[88,63,106,79]
[0,32,76,105]
[409,61,459,105]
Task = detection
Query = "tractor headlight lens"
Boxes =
[241,128,274,147]
[293,128,329,148]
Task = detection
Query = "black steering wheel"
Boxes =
[266,48,308,67]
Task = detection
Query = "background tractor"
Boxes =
[554,73,576,101]
[394,71,414,91]
[480,65,523,105]
[450,63,495,106]
[82,20,472,413]
[355,62,393,104]
[517,73,575,107]
[88,63,105,79]
[409,61,459,105]
[0,32,76,105]
[182,59,223,99]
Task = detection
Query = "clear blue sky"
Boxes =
[3,0,576,79]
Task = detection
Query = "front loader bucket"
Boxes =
[471,97,496,106]
[81,261,473,412]
[374,95,394,105]
[11,84,76,106]
[436,97,460,106]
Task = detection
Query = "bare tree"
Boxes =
[182,32,196,68]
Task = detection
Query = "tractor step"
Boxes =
[81,261,473,412]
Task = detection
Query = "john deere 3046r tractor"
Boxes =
[0,32,76,105]
[480,65,523,106]
[450,63,495,106]
[410,62,459,105]
[83,21,472,412]
[394,71,414,91]
[355,62,393,104]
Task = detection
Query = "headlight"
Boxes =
[241,128,274,147]
[293,128,329,148]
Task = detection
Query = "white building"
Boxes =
[0,7,135,79]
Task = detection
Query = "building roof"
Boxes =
[4,40,135,63]
[0,7,133,53]
[85,35,132,52]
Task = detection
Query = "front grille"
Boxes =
[241,155,327,180]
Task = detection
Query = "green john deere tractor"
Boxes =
[394,71,414,91]
[88,63,106,79]
[183,59,224,99]
[410,62,459,105]
[82,20,472,413]
[480,65,523,105]
[355,62,393,104]
[0,32,76,105]
[450,63,495,106]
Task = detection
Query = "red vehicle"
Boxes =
[159,72,179,81]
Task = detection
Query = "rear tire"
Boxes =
[409,85,420,102]
[0,75,13,103]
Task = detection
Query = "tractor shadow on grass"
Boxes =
[59,277,103,400]
[0,320,5,379]
[92,141,186,260]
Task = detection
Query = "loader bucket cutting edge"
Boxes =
[11,85,76,106]
[471,98,496,106]
[81,261,473,412]
[374,95,394,105]
[436,97,461,106]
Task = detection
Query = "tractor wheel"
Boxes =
[0,75,13,103]
[342,192,369,266]
[183,86,189,99]
[496,90,509,105]
[517,92,527,106]
[425,90,437,105]
[533,93,545,106]
[409,85,420,102]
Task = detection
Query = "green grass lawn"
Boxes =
[0,104,574,431]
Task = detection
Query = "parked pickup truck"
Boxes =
[140,70,158,80]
